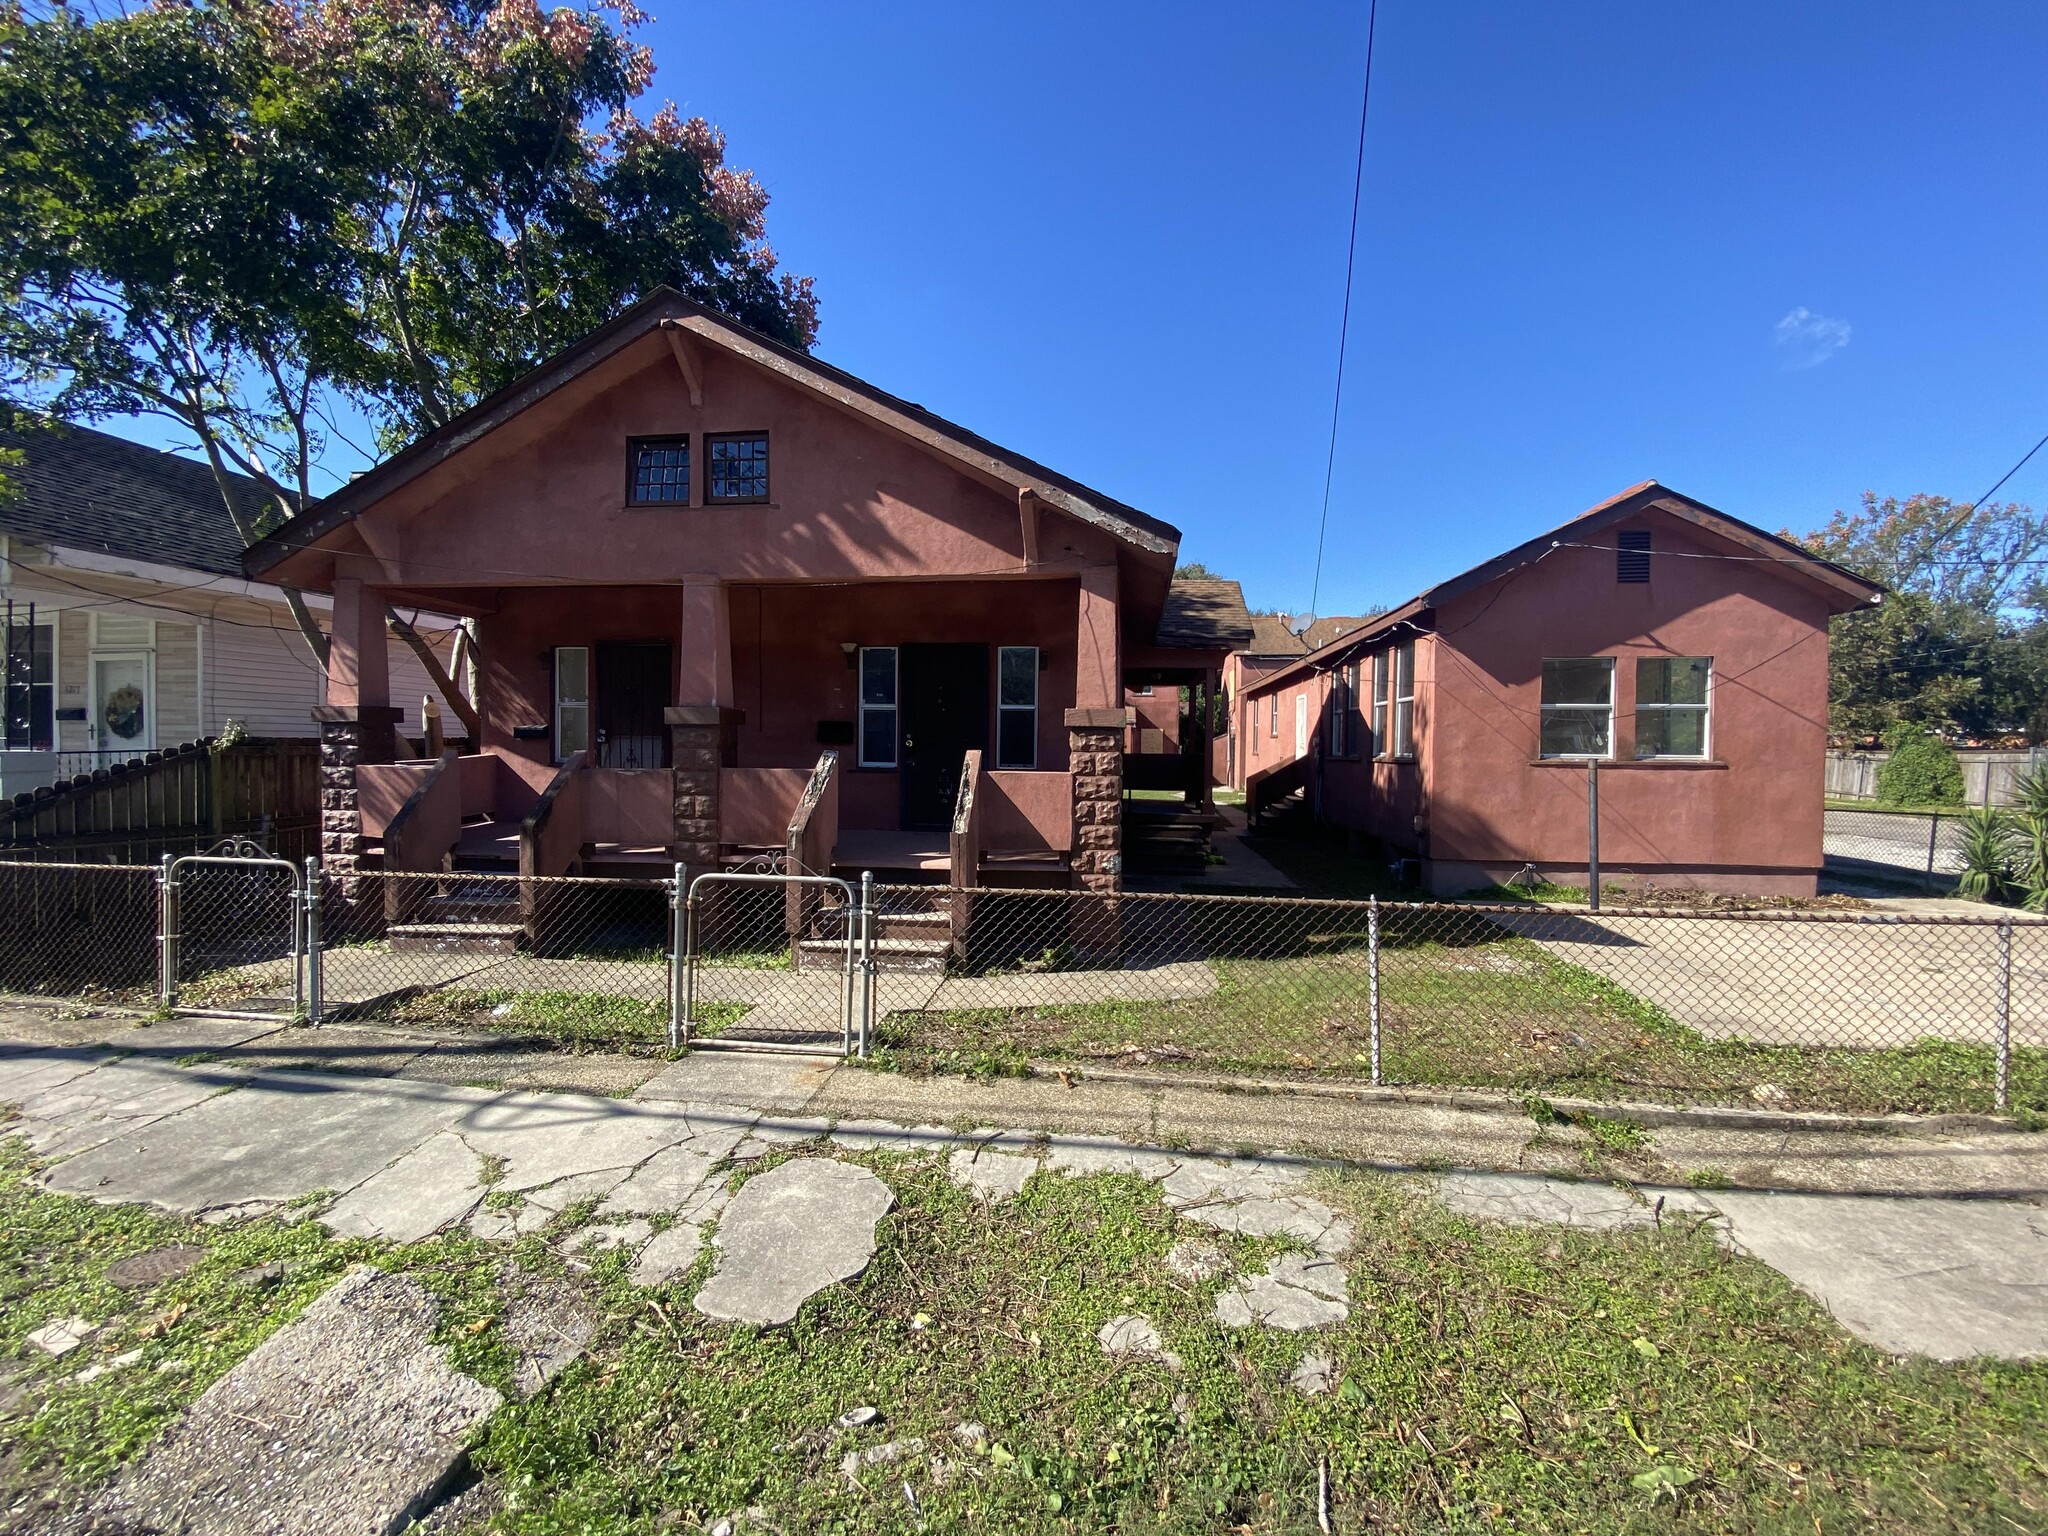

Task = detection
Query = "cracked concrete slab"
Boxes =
[694,1160,892,1324]
[598,1143,722,1218]
[633,1183,731,1285]
[12,1056,239,1160]
[1216,1256,1351,1331]
[1045,1136,1181,1181]
[42,1071,492,1213]
[322,1130,485,1244]
[90,1266,501,1535]
[947,1145,1037,1202]
[455,1089,707,1192]
[828,1119,957,1155]
[1162,1160,1356,1255]
[1098,1313,1180,1370]
[1433,1171,1668,1231]
[1707,1189,2048,1360]
[634,1050,835,1111]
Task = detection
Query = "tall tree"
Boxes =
[0,0,816,729]
[1800,493,2048,741]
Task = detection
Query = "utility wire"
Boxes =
[1308,0,1378,623]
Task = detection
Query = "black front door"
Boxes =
[900,643,988,828]
[595,642,672,768]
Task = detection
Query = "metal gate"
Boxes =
[673,868,873,1057]
[159,842,320,1022]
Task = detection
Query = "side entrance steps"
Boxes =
[1122,804,1218,879]
[795,885,950,973]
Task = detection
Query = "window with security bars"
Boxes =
[997,646,1038,767]
[1636,656,1710,758]
[1617,529,1651,582]
[1540,657,1614,757]
[708,433,770,502]
[628,436,690,504]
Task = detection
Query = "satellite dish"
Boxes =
[1288,612,1316,637]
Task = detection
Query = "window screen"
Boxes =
[1636,656,1710,758]
[859,647,898,767]
[1539,657,1614,757]
[997,646,1038,768]
[1617,529,1651,583]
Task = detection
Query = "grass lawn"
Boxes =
[379,987,748,1050]
[877,932,2046,1115]
[3,1135,2043,1533]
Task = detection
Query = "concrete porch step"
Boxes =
[795,936,949,974]
[387,922,524,956]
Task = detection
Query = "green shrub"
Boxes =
[1876,731,1964,807]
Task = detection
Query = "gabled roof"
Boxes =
[242,287,1179,577]
[0,420,267,579]
[1247,481,1885,695]
[1243,613,1308,657]
[1301,614,1373,650]
[1154,577,1255,650]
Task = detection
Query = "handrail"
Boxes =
[381,750,460,924]
[519,751,587,879]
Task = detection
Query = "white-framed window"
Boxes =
[1294,693,1308,757]
[1268,693,1279,738]
[1539,657,1615,758]
[1331,661,1359,757]
[1636,656,1711,759]
[1248,699,1259,757]
[4,618,54,751]
[1130,684,1154,697]
[997,646,1038,768]
[553,646,590,761]
[1371,651,1389,756]
[1392,642,1416,757]
[859,646,898,767]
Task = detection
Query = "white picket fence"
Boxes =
[1826,747,2048,807]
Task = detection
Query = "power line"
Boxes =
[1308,0,1378,622]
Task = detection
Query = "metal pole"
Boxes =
[157,852,177,1011]
[302,857,323,1026]
[680,875,699,1051]
[1367,894,1381,1085]
[1996,919,2013,1112]
[1587,759,1600,912]
[289,861,305,1023]
[1926,813,1941,893]
[859,870,877,1058]
[668,862,687,1050]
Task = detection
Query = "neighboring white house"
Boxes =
[0,421,460,793]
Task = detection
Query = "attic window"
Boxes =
[1617,529,1651,583]
[629,436,690,504]
[708,432,770,503]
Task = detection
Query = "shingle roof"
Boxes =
[1154,577,1255,650]
[1244,614,1308,656]
[0,420,267,579]
[1301,614,1372,650]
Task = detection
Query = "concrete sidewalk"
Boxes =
[4,1003,2048,1365]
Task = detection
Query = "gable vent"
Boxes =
[1616,530,1651,583]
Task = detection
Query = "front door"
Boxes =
[92,654,153,754]
[900,643,988,828]
[595,642,671,769]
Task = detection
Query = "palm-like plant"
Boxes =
[1954,807,2018,903]
[2011,767,2048,910]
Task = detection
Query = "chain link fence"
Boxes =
[0,859,2039,1116]
[1824,806,1966,890]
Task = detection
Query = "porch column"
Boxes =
[1066,706,1131,893]
[315,577,398,879]
[1075,565,1119,710]
[668,578,741,874]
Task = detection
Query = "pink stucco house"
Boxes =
[242,290,1248,910]
[1239,484,1883,897]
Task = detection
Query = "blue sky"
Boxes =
[101,2,2048,623]
[637,0,2048,620]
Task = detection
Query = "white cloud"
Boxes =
[1773,306,1851,370]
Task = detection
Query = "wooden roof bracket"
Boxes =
[659,319,704,407]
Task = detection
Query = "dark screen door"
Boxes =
[595,642,672,769]
[900,643,989,828]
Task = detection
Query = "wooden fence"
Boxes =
[1826,747,2048,807]
[0,737,320,864]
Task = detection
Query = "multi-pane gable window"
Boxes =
[859,647,898,767]
[1617,529,1651,582]
[1636,656,1711,758]
[628,436,690,503]
[997,647,1039,768]
[708,432,770,502]
[1392,642,1416,756]
[1539,658,1614,757]
[1371,652,1389,755]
